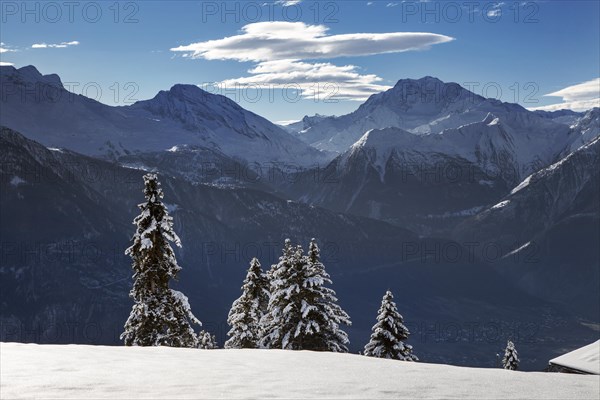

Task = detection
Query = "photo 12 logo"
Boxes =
[1,1,140,24]
[395,1,540,24]
[200,1,339,24]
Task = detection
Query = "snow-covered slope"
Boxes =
[563,107,600,154]
[2,343,599,399]
[0,65,329,166]
[341,111,568,183]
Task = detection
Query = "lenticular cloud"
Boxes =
[171,21,453,62]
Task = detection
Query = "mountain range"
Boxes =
[0,65,329,168]
[1,65,598,369]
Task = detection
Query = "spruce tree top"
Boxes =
[375,291,410,340]
[126,173,182,279]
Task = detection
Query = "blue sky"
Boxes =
[1,0,599,122]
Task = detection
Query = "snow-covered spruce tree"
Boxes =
[198,330,218,349]
[121,173,201,347]
[260,239,351,351]
[225,257,270,349]
[363,290,417,361]
[300,238,351,352]
[260,239,296,349]
[502,340,519,370]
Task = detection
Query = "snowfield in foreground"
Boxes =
[1,343,599,399]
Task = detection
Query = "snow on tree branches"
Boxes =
[364,290,417,361]
[225,257,270,349]
[502,340,519,370]
[121,173,202,347]
[260,238,351,352]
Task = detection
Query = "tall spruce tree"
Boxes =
[502,340,519,370]
[260,239,299,349]
[225,257,270,349]
[121,173,201,347]
[301,239,351,352]
[363,290,417,361]
[261,239,351,351]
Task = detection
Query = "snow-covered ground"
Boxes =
[1,343,599,399]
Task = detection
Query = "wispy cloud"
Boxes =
[31,41,80,49]
[219,59,392,101]
[171,22,453,62]
[530,78,600,112]
[171,21,453,101]
[0,42,16,53]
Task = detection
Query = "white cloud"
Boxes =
[218,59,392,101]
[530,78,600,112]
[275,0,302,5]
[0,43,16,65]
[0,43,15,53]
[546,78,600,101]
[31,41,79,49]
[170,21,453,62]
[171,21,453,102]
